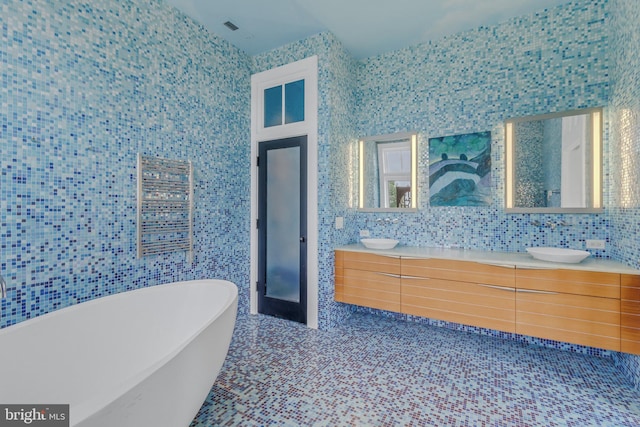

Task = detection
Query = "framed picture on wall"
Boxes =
[428,131,492,207]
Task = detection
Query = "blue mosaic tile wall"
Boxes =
[3,0,639,391]
[0,0,252,327]
[609,0,640,390]
[253,32,359,329]
[352,0,611,253]
[347,0,640,390]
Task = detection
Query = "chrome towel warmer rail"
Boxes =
[137,154,193,260]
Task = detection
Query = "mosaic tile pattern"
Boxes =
[191,312,640,426]
[609,0,640,269]
[250,0,617,330]
[608,0,640,390]
[2,0,640,395]
[351,0,611,254]
[354,306,613,359]
[324,0,640,389]
[0,0,252,327]
[253,33,359,329]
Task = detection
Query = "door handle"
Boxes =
[300,236,306,243]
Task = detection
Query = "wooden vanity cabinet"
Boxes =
[334,250,401,312]
[621,274,640,355]
[400,258,516,333]
[334,249,640,354]
[515,268,621,351]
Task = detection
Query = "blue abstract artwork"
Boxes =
[428,131,492,206]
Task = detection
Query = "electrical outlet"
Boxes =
[359,230,370,237]
[335,217,344,230]
[586,239,606,249]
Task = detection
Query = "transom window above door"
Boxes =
[264,79,305,128]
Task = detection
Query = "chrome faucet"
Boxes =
[530,219,572,229]
[1,275,6,299]
[375,217,399,224]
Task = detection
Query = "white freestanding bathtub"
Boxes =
[0,279,238,427]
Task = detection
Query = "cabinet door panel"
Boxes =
[620,322,640,354]
[516,268,619,298]
[344,269,400,293]
[402,258,514,287]
[516,292,620,351]
[335,250,401,312]
[517,311,619,338]
[339,268,400,312]
[622,287,640,301]
[343,251,400,274]
[622,300,640,316]
[620,274,640,355]
[517,292,620,320]
[622,323,640,343]
[621,339,640,356]
[401,276,515,333]
[622,274,640,289]
[402,278,515,310]
[621,299,640,355]
[403,305,514,333]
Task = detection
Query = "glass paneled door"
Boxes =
[258,136,307,324]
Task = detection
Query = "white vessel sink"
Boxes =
[361,238,399,250]
[526,247,590,264]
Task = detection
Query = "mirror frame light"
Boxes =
[358,131,418,212]
[505,107,603,214]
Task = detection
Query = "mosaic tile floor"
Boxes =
[190,313,640,426]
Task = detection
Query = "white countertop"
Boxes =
[337,244,640,275]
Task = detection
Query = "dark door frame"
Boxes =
[257,135,308,324]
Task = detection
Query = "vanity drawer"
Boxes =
[516,268,620,298]
[341,251,401,275]
[516,291,620,351]
[340,269,401,312]
[621,301,640,355]
[401,258,515,287]
[334,250,401,312]
[621,274,640,355]
[401,276,515,333]
[621,274,640,300]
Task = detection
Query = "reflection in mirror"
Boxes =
[505,107,602,213]
[359,132,417,211]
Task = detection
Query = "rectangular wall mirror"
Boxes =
[359,132,418,211]
[505,107,603,213]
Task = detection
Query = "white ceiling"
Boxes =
[164,0,571,59]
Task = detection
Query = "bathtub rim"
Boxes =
[1,279,238,426]
[77,279,237,425]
